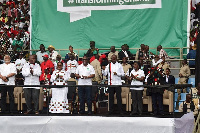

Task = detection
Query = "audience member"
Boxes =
[90,53,102,84]
[54,54,65,70]
[36,44,48,64]
[40,54,54,75]
[67,53,78,76]
[157,45,169,59]
[164,68,175,84]
[121,57,131,84]
[187,45,196,74]
[22,55,41,114]
[108,46,118,61]
[177,59,191,100]
[135,44,145,60]
[48,45,58,62]
[118,44,132,60]
[85,41,98,58]
[65,45,78,61]
[158,56,170,74]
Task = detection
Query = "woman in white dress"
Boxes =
[49,62,70,113]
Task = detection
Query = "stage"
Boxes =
[0,112,195,133]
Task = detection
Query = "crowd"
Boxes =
[0,40,198,116]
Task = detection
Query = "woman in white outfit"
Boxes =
[49,62,70,113]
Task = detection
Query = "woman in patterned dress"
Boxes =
[49,62,70,113]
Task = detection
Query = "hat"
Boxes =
[43,54,49,58]
[48,45,55,50]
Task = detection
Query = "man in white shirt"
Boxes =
[75,56,95,115]
[22,55,42,114]
[36,44,48,64]
[48,45,58,62]
[67,53,78,76]
[102,54,124,115]
[15,52,26,85]
[0,55,17,113]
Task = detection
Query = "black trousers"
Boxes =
[152,92,163,114]
[108,87,122,113]
[131,90,143,114]
[24,88,40,112]
[1,86,14,112]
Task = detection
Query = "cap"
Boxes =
[43,54,49,58]
[48,45,55,50]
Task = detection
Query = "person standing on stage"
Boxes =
[146,55,165,116]
[22,55,41,114]
[129,61,145,115]
[0,55,16,113]
[75,56,95,115]
[102,54,124,115]
[49,62,71,113]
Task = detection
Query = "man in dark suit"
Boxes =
[118,44,132,60]
[165,68,175,84]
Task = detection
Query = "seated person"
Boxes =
[108,46,118,61]
[85,41,98,58]
[65,45,78,61]
[54,54,65,70]
[158,56,170,74]
[118,44,132,60]
[179,94,199,116]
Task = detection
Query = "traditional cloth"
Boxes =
[49,70,70,113]
[67,60,78,74]
[108,51,119,61]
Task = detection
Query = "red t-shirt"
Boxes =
[40,60,54,74]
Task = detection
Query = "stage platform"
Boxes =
[0,112,195,133]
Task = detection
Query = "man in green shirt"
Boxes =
[12,35,24,51]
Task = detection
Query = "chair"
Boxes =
[163,90,174,112]
[20,87,44,111]
[175,78,179,84]
[67,81,77,113]
[128,88,152,112]
[6,87,23,111]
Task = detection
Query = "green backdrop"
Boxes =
[31,0,188,57]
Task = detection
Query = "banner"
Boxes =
[31,0,188,57]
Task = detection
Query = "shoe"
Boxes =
[107,111,113,115]
[24,110,32,114]
[120,112,124,115]
[159,113,164,116]
[35,111,39,115]
[88,111,92,115]
[130,112,137,116]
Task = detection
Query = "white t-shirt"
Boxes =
[0,63,17,85]
[75,64,95,85]
[130,69,145,90]
[15,58,27,71]
[67,60,78,74]
[36,51,48,63]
